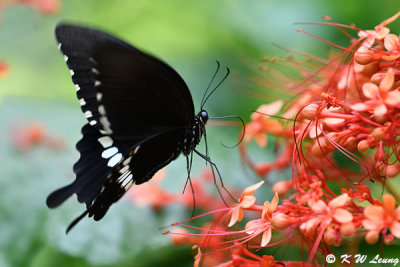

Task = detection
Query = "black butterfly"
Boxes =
[46,24,233,233]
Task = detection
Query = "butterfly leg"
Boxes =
[182,152,197,217]
[194,149,236,205]
[203,129,209,166]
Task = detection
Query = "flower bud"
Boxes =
[272,181,291,197]
[254,163,272,177]
[357,139,370,153]
[385,164,400,178]
[365,231,380,244]
[355,51,372,65]
[372,127,386,141]
[324,228,341,246]
[384,234,394,245]
[340,223,355,237]
[301,104,318,120]
[271,213,291,230]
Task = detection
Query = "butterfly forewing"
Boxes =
[55,24,195,138]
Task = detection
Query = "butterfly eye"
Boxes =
[200,110,208,123]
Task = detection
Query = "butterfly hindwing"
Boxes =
[46,124,136,208]
[65,130,182,230]
[55,24,195,138]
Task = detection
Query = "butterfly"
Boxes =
[46,24,233,233]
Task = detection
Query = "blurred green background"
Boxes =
[1,0,400,266]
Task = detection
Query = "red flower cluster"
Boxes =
[165,12,400,266]
[0,0,61,80]
[8,0,61,15]
[11,122,65,151]
[0,61,9,78]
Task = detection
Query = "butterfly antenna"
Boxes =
[201,67,230,110]
[200,61,221,108]
[209,115,245,148]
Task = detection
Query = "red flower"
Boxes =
[0,61,9,78]
[363,194,400,244]
[228,181,265,227]
[245,193,279,247]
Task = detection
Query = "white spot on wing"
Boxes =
[89,57,98,65]
[63,55,68,62]
[89,120,97,125]
[58,43,62,50]
[96,93,103,101]
[119,165,129,174]
[92,68,99,75]
[70,69,74,76]
[122,174,133,187]
[102,147,118,158]
[123,157,132,166]
[100,116,112,133]
[117,170,131,182]
[84,111,93,118]
[98,105,106,115]
[98,136,113,148]
[133,145,140,154]
[75,84,80,91]
[79,98,86,106]
[95,80,101,87]
[108,153,122,167]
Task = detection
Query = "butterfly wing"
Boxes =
[47,24,194,216]
[64,129,182,232]
[55,23,195,138]
[46,124,135,208]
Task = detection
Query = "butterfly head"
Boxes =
[199,110,209,125]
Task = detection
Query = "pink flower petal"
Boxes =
[245,219,261,235]
[374,103,387,116]
[261,228,272,247]
[350,102,368,111]
[268,193,279,215]
[333,208,353,223]
[364,205,384,221]
[329,193,349,208]
[382,194,396,212]
[384,34,399,51]
[380,68,394,92]
[376,27,390,40]
[324,118,345,127]
[255,133,267,147]
[395,207,400,220]
[309,199,327,212]
[386,90,400,105]
[241,195,256,208]
[390,221,400,238]
[228,207,241,227]
[362,82,379,99]
[362,219,380,231]
[257,101,283,116]
[242,181,265,196]
[309,123,323,139]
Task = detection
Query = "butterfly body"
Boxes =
[181,110,208,155]
[46,24,213,231]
